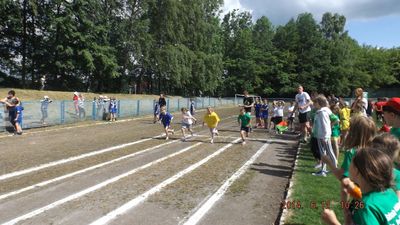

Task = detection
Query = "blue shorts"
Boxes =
[163,121,171,128]
[255,112,260,118]
[261,114,268,119]
[9,111,16,124]
[110,108,117,114]
[16,117,22,124]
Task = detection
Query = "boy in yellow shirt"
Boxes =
[203,106,220,144]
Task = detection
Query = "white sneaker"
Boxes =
[210,139,214,144]
[165,136,169,140]
[242,141,246,145]
[312,171,327,177]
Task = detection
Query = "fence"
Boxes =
[0,97,236,132]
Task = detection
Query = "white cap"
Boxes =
[344,101,349,106]
[73,92,79,96]
[44,96,49,99]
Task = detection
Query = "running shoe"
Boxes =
[312,171,327,177]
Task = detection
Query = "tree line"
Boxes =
[1,0,399,97]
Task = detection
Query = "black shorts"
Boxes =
[298,112,310,124]
[240,126,250,133]
[273,116,283,125]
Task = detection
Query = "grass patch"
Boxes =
[0,88,167,101]
[284,144,345,225]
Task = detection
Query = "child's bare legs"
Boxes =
[264,118,269,130]
[15,122,22,134]
[240,130,246,144]
[332,138,340,159]
[181,127,186,140]
[209,128,217,143]
[340,130,348,148]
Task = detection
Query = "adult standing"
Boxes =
[351,87,368,117]
[292,85,312,142]
[40,75,46,91]
[242,90,254,132]
[0,90,19,132]
[159,94,167,109]
[242,90,254,114]
[73,92,79,115]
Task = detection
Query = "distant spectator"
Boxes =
[366,99,373,117]
[73,92,79,115]
[190,98,196,116]
[109,97,118,122]
[40,96,52,125]
[153,99,160,123]
[159,94,167,108]
[40,75,46,91]
[13,98,23,135]
[351,87,368,116]
[78,93,85,119]
[0,90,19,132]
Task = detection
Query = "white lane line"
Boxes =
[0,119,238,200]
[0,134,165,181]
[1,142,203,225]
[0,139,179,201]
[181,142,270,225]
[88,138,242,225]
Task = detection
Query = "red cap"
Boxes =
[383,97,400,113]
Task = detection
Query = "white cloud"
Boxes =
[222,0,400,24]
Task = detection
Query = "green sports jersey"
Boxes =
[238,113,251,127]
[391,127,400,140]
[330,114,341,138]
[353,189,400,225]
[341,148,356,178]
[394,168,400,191]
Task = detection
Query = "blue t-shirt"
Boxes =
[160,112,173,124]
[109,100,117,113]
[261,104,269,117]
[255,103,261,114]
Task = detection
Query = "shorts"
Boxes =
[9,111,16,125]
[16,117,22,124]
[273,116,283,125]
[181,122,192,129]
[298,112,310,124]
[255,112,260,118]
[110,108,117,114]
[261,114,268,119]
[162,121,171,128]
[240,126,250,133]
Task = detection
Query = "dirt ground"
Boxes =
[0,107,299,225]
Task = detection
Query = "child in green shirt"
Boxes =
[238,107,251,145]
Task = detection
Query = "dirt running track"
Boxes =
[0,107,299,225]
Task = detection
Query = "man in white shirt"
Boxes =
[292,85,312,142]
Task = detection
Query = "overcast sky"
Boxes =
[222,0,400,48]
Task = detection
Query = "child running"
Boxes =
[322,148,400,225]
[181,107,196,141]
[203,106,220,144]
[238,107,251,145]
[159,107,174,140]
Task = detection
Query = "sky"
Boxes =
[222,0,400,48]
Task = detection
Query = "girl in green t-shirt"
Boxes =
[372,133,400,198]
[322,148,400,225]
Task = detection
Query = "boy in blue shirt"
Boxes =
[159,108,175,140]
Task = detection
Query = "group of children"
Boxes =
[302,93,400,224]
[252,98,296,133]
